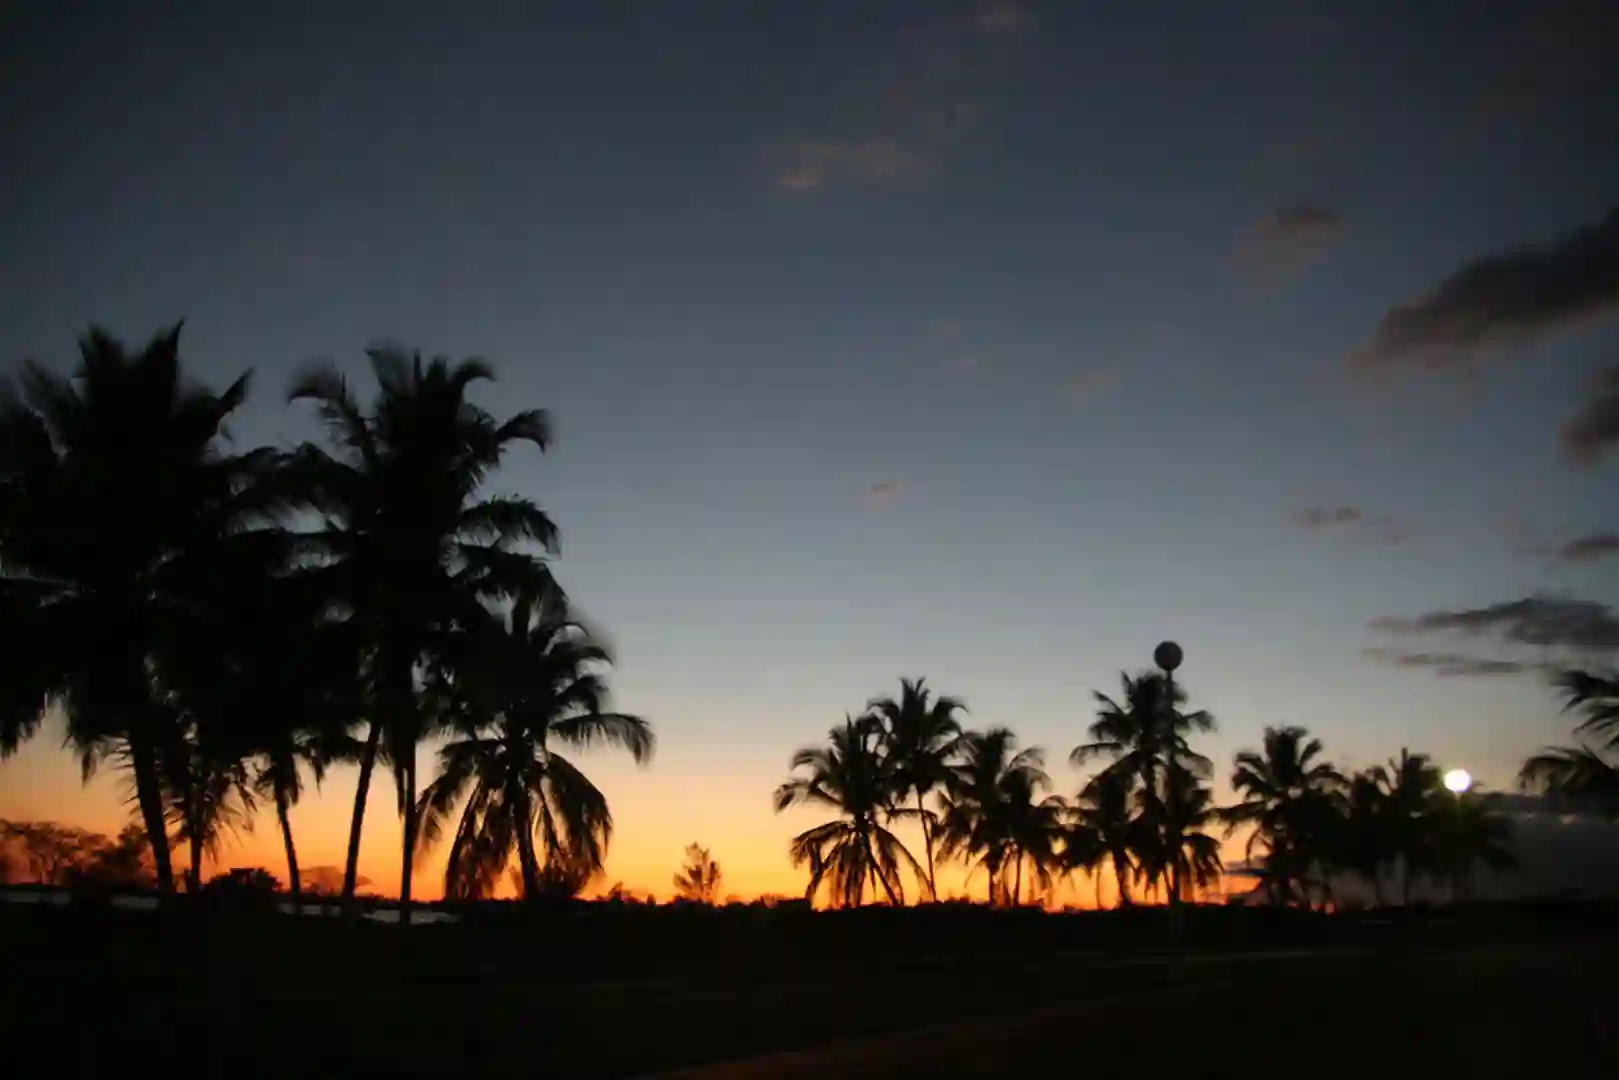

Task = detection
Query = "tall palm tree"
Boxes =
[1223,726,1347,908]
[155,720,257,892]
[1338,769,1392,906]
[1430,791,1516,902]
[867,677,965,902]
[286,348,556,920]
[1073,671,1216,906]
[936,728,1059,906]
[1376,748,1443,905]
[775,715,918,908]
[1133,762,1224,904]
[1070,769,1138,907]
[416,588,652,903]
[0,324,264,892]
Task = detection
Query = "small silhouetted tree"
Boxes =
[674,843,723,904]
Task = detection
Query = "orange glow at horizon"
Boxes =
[0,713,1255,907]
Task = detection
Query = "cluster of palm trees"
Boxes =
[0,324,651,920]
[775,669,1555,910]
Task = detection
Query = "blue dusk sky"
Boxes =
[2,1,1617,898]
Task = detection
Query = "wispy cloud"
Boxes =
[1558,531,1619,562]
[771,137,922,193]
[976,1,1035,36]
[1345,206,1619,375]
[1066,368,1116,401]
[1561,365,1619,467]
[1370,595,1619,654]
[1361,647,1542,678]
[1293,504,1362,529]
[1230,206,1346,289]
[1291,505,1412,543]
[863,479,906,510]
[768,7,1023,194]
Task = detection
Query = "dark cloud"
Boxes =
[1361,648,1534,677]
[1558,531,1619,562]
[1561,365,1619,467]
[1230,206,1346,288]
[1453,3,1619,146]
[1370,595,1619,654]
[1293,505,1362,529]
[1346,207,1619,373]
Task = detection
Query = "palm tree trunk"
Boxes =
[190,830,204,894]
[917,791,937,903]
[1012,850,1023,907]
[873,853,900,907]
[398,755,416,927]
[341,717,382,916]
[275,785,301,906]
[514,788,542,900]
[127,737,175,894]
[1113,851,1132,907]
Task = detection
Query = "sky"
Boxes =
[2,1,1618,904]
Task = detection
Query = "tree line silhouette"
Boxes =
[775,662,1619,910]
[2,324,1616,915]
[0,324,650,920]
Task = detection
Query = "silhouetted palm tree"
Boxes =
[1519,745,1619,806]
[674,843,723,904]
[775,715,918,908]
[0,324,265,892]
[1558,670,1619,743]
[1223,726,1347,908]
[286,348,555,920]
[1073,671,1216,906]
[1338,769,1392,906]
[1518,670,1619,815]
[868,677,965,902]
[147,716,257,892]
[1375,748,1443,905]
[1134,762,1223,903]
[1069,769,1138,907]
[937,728,1060,906]
[1430,791,1516,902]
[416,588,652,903]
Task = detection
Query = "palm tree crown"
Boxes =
[417,587,652,902]
[775,715,918,908]
[0,324,264,893]
[937,728,1063,906]
[1224,725,1347,907]
[867,677,965,902]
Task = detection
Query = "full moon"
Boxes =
[1443,768,1473,794]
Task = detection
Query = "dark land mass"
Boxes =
[4,900,1616,1078]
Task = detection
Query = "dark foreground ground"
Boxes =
[4,901,1616,1078]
